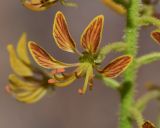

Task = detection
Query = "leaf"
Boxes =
[53,11,76,53]
[17,33,31,65]
[81,15,104,54]
[7,44,33,77]
[98,55,133,78]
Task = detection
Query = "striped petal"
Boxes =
[21,0,58,11]
[151,30,160,45]
[81,15,104,54]
[98,55,133,78]
[53,11,76,53]
[28,41,79,69]
[142,121,155,128]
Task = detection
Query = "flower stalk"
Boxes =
[120,0,140,128]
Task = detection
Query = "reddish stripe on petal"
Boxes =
[81,15,104,54]
[142,121,155,128]
[99,55,133,78]
[151,30,160,45]
[53,11,76,53]
[28,41,76,69]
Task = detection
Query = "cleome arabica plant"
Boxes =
[6,0,160,128]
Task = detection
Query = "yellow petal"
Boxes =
[81,15,104,54]
[8,74,48,104]
[78,64,93,94]
[15,88,47,104]
[7,45,33,77]
[21,0,57,11]
[17,33,31,65]
[98,55,133,78]
[28,41,79,69]
[54,75,76,87]
[142,121,155,128]
[103,0,126,15]
[53,63,86,87]
[151,29,160,45]
[8,74,36,91]
[53,11,76,53]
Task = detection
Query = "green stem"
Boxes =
[136,52,160,68]
[129,107,144,128]
[95,42,127,64]
[59,0,77,7]
[102,77,120,89]
[119,0,140,128]
[135,90,160,111]
[139,16,160,27]
[96,74,120,89]
[157,114,160,128]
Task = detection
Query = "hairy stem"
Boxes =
[136,52,160,68]
[139,16,160,27]
[119,0,140,128]
[129,107,144,128]
[96,42,127,64]
[135,90,160,111]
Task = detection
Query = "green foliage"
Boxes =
[103,0,160,127]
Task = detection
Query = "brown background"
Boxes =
[0,0,160,128]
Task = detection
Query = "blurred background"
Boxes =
[0,0,160,128]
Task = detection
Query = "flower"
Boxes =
[21,0,77,11]
[151,29,160,45]
[29,11,133,94]
[6,33,54,103]
[102,0,126,15]
[142,121,155,128]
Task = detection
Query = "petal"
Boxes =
[103,0,126,15]
[98,55,133,78]
[8,74,36,91]
[151,30,160,45]
[53,63,86,87]
[7,44,33,77]
[54,75,77,87]
[81,15,104,54]
[17,33,31,65]
[53,11,76,53]
[21,0,57,11]
[78,64,93,94]
[142,121,155,128]
[28,41,79,69]
[8,74,47,104]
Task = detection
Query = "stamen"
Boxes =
[78,88,84,95]
[48,79,57,84]
[5,85,11,93]
[50,68,65,75]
